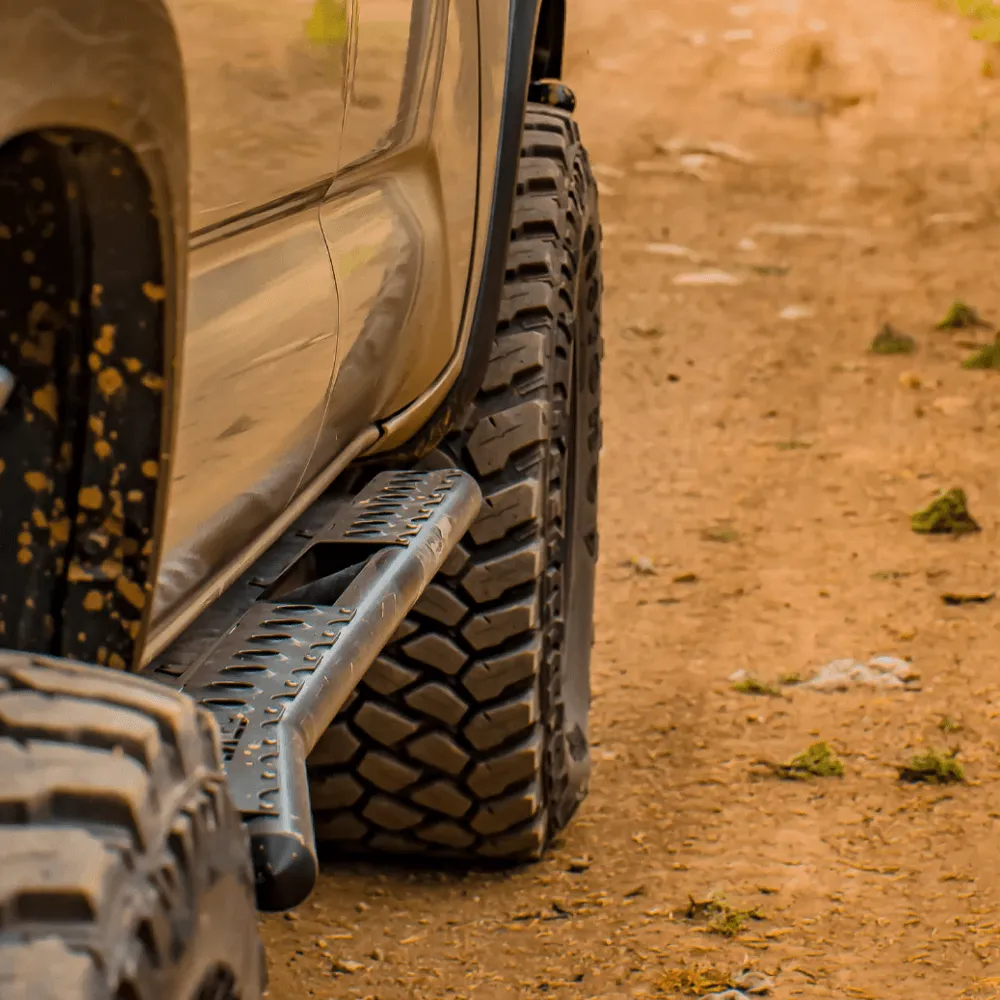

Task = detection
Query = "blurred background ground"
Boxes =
[263,0,1000,995]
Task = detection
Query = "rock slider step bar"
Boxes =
[153,469,481,910]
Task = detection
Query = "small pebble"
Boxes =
[779,305,815,321]
[331,959,365,974]
[733,968,776,994]
[673,269,744,287]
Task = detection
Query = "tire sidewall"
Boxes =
[543,130,602,832]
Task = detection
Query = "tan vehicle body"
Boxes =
[0,0,557,663]
[0,2,601,985]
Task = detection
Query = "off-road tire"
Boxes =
[0,653,264,1000]
[308,103,602,860]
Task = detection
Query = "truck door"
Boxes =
[308,0,479,474]
[151,0,349,629]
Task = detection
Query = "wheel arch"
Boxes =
[0,0,190,266]
[0,0,189,667]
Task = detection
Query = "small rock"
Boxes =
[734,968,775,994]
[331,959,365,974]
[626,324,664,340]
[779,305,815,321]
[568,856,592,873]
[673,270,744,287]
[738,237,758,251]
[679,153,714,179]
[630,556,656,575]
[899,371,922,389]
[750,221,867,240]
[941,591,995,606]
[868,655,919,681]
[925,212,979,229]
[643,242,712,263]
[657,138,757,165]
[799,655,920,692]
[799,656,920,694]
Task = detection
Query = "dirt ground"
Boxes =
[262,0,1000,996]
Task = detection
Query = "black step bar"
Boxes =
[147,470,481,910]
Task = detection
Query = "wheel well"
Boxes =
[0,130,168,668]
[532,0,566,81]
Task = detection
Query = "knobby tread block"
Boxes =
[308,103,603,862]
[0,653,262,1000]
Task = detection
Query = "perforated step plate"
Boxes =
[148,469,482,911]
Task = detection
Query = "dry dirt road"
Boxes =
[264,0,1000,996]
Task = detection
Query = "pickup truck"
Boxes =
[0,1,602,995]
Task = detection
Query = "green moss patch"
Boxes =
[937,300,990,330]
[911,488,980,535]
[897,749,965,784]
[758,741,845,781]
[684,894,765,938]
[869,323,916,355]
[962,341,1000,370]
[732,675,783,697]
